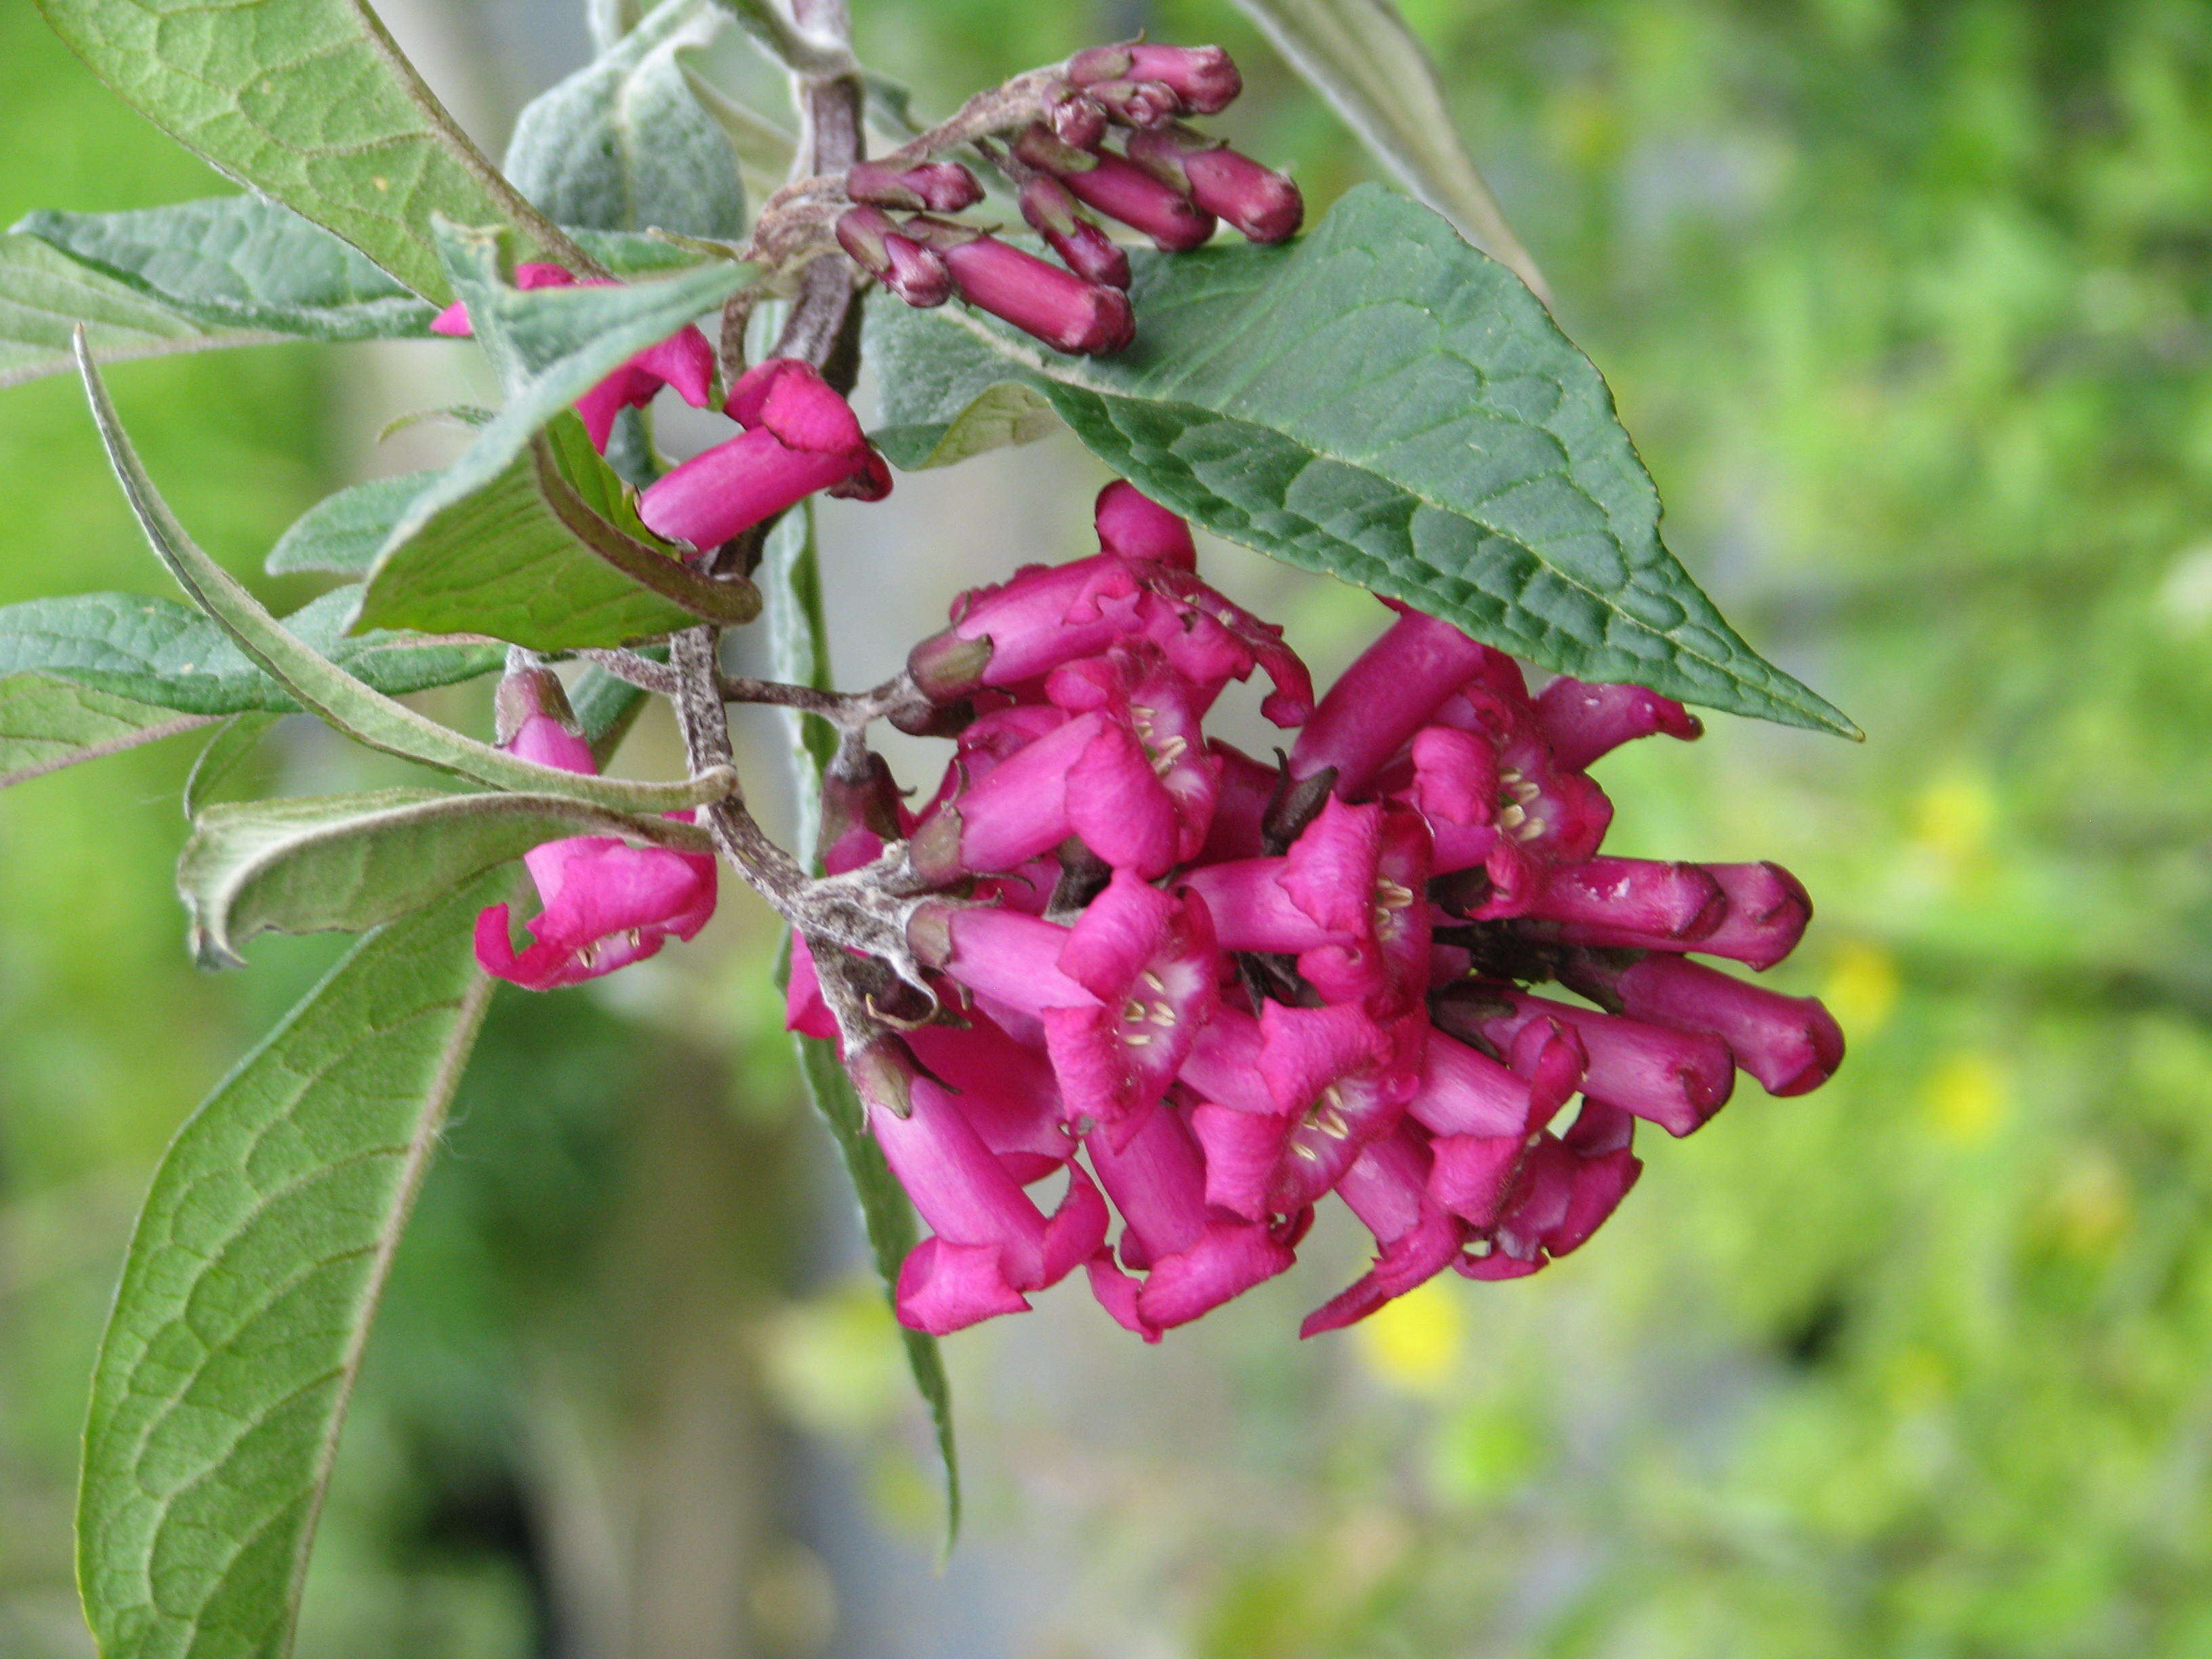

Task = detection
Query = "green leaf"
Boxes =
[13,197,435,340]
[77,335,741,812]
[0,203,712,390]
[183,712,282,817]
[78,877,499,1659]
[762,504,960,1542]
[1227,0,1547,300]
[0,589,501,716]
[266,472,438,577]
[882,380,1061,472]
[32,0,594,303]
[504,0,745,241]
[0,676,214,790]
[355,413,757,647]
[179,785,712,967]
[868,188,1856,736]
[0,230,285,390]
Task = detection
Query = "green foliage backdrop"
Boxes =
[6,0,2212,1654]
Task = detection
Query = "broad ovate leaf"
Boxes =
[180,785,712,966]
[0,678,213,790]
[356,413,757,647]
[505,0,745,241]
[78,877,500,1659]
[868,187,1855,736]
[32,0,592,301]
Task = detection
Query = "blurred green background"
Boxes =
[7,0,2212,1654]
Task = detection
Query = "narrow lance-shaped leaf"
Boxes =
[75,333,740,813]
[868,188,1856,736]
[0,679,214,792]
[77,877,501,1659]
[0,201,716,388]
[32,0,596,302]
[180,785,712,968]
[1228,0,1548,301]
[182,712,283,818]
[762,505,962,1542]
[505,0,747,241]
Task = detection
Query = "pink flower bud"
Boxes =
[473,712,718,991]
[905,216,1136,353]
[1534,676,1702,771]
[1093,480,1193,565]
[1126,127,1303,243]
[1536,861,1811,969]
[1046,88,1110,150]
[1067,43,1243,116]
[836,206,953,306]
[1434,983,1736,1139]
[845,159,983,213]
[638,358,889,548]
[1515,856,1728,940]
[1012,129,1216,251]
[1568,950,1845,1097]
[1019,176,1132,289]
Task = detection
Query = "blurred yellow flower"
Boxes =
[1353,1278,1465,1394]
[1924,1050,2009,1145]
[1824,939,1901,1038]
[1910,772,1996,866]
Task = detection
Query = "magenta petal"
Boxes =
[1187,1101,1288,1221]
[1290,608,1496,796]
[1084,1247,1161,1341]
[1407,1031,1539,1138]
[782,936,839,1042]
[1040,1164,1111,1284]
[1534,677,1701,771]
[638,427,855,548]
[1063,722,1182,876]
[896,1237,1032,1334]
[938,907,1098,1017]
[906,1017,1073,1182]
[1136,1223,1296,1329]
[1094,480,1196,569]
[1084,1103,1212,1267]
[510,712,595,775]
[632,326,716,409]
[734,356,870,453]
[1427,1132,1532,1227]
[871,1078,1050,1288]
[430,301,473,336]
[1057,867,1176,995]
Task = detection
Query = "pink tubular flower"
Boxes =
[871,1067,1107,1334]
[473,712,717,990]
[1094,480,1195,565]
[1536,861,1812,968]
[432,262,716,452]
[1012,129,1217,251]
[903,216,1135,354]
[1534,676,1703,771]
[1085,1102,1296,1338]
[1020,176,1132,289]
[638,358,890,549]
[1564,949,1845,1097]
[1513,856,1727,941]
[907,651,1218,882]
[1179,796,1431,1017]
[1124,127,1304,244]
[1067,41,1244,115]
[1434,983,1735,1139]
[1460,1101,1643,1279]
[1182,1002,1422,1218]
[1301,1126,1470,1336]
[1288,607,1501,797]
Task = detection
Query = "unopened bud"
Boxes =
[1047,89,1109,151]
[846,159,984,213]
[1067,41,1242,115]
[1020,176,1132,289]
[846,1033,918,1119]
[907,628,995,701]
[904,896,961,966]
[907,216,1136,354]
[1086,79,1181,129]
[1016,128,1213,252]
[494,665,577,745]
[836,206,953,307]
[1126,127,1303,243]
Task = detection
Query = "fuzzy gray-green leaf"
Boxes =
[77,877,499,1659]
[180,785,712,966]
[868,186,1854,737]
[505,0,745,241]
[0,678,214,790]
[31,0,593,302]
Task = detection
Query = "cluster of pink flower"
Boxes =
[788,484,1845,1340]
[838,41,1301,356]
